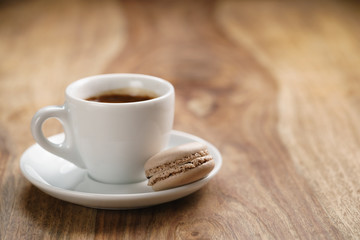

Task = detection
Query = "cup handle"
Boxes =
[31,105,86,169]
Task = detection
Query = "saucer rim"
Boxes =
[20,130,222,199]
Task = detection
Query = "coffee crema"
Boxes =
[86,88,158,103]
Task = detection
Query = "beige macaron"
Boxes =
[144,142,215,191]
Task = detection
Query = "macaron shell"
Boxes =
[151,160,215,191]
[144,142,208,171]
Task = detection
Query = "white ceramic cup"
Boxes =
[31,74,174,184]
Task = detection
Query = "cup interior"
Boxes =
[66,74,174,103]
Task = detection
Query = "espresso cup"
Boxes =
[31,74,174,184]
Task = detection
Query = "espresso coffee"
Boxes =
[86,88,158,103]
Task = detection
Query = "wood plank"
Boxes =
[0,0,359,239]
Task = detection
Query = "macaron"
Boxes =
[144,142,215,191]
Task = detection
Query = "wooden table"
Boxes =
[1,0,360,239]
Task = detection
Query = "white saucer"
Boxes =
[20,130,222,209]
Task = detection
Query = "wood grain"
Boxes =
[1,0,360,239]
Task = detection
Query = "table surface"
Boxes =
[1,0,360,239]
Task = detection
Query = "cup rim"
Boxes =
[65,73,174,106]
